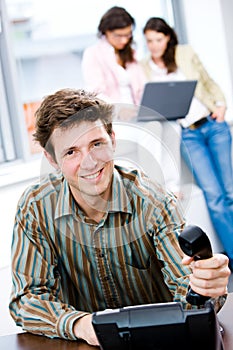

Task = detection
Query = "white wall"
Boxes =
[182,0,233,121]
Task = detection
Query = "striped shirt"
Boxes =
[10,165,192,340]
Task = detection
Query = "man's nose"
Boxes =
[81,151,97,169]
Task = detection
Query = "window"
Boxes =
[1,0,176,167]
[0,0,30,165]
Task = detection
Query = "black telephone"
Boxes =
[178,225,213,306]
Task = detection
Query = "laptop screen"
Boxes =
[137,80,197,122]
[92,301,223,350]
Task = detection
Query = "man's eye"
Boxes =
[66,149,74,156]
[93,141,105,148]
[94,142,102,147]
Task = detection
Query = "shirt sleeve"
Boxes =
[145,192,191,308]
[190,48,226,109]
[10,202,88,340]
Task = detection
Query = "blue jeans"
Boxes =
[181,116,233,265]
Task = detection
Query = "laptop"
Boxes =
[137,80,197,122]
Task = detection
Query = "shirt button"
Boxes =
[64,332,69,338]
[104,276,109,281]
[99,253,105,258]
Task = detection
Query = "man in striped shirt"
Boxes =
[10,88,230,346]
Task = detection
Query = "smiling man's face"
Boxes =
[46,120,116,204]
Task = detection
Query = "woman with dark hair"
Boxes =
[142,17,178,74]
[140,18,183,196]
[82,6,146,116]
[97,6,135,67]
[141,17,233,270]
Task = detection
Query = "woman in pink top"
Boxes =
[82,7,163,196]
[82,6,146,119]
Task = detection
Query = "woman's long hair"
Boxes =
[143,17,178,73]
[98,6,136,67]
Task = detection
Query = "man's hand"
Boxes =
[73,314,100,346]
[182,253,230,298]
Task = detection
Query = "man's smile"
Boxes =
[80,168,103,180]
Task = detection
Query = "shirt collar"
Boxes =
[108,167,132,214]
[55,178,74,220]
[55,167,132,220]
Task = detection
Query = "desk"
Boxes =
[1,293,233,350]
[0,333,97,350]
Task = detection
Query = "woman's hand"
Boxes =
[211,106,226,122]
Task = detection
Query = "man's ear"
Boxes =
[44,150,59,170]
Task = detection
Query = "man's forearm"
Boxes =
[10,293,87,340]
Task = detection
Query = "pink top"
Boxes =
[82,37,146,105]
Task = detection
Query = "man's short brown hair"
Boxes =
[34,88,114,159]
